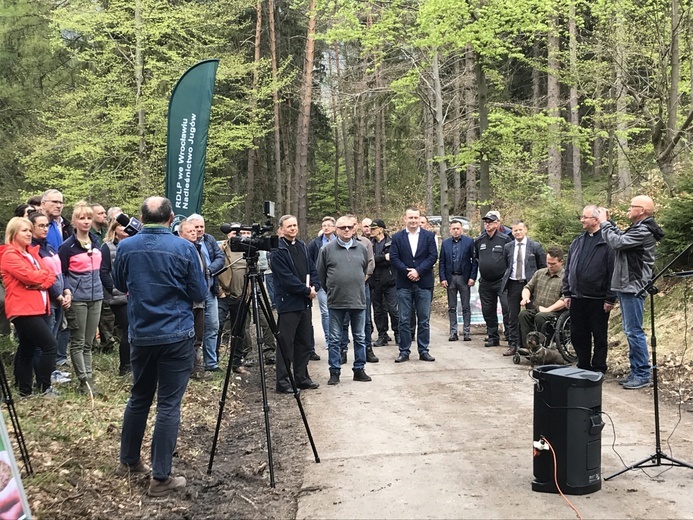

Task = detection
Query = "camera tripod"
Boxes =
[207,250,319,486]
[0,356,32,476]
[605,240,693,480]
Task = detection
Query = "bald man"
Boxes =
[597,195,664,389]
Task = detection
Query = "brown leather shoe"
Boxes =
[502,347,517,357]
[233,366,250,375]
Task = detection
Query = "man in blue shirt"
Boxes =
[114,196,207,496]
[439,219,478,342]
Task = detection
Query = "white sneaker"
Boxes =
[51,370,72,384]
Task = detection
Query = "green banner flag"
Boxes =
[165,59,219,223]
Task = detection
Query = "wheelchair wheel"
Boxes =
[513,353,521,364]
[555,310,577,363]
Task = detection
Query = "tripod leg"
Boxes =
[257,279,320,464]
[207,276,252,476]
[0,358,32,476]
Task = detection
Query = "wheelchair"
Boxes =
[512,309,576,364]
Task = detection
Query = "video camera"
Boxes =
[220,201,279,254]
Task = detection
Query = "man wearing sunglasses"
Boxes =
[597,196,664,390]
[389,206,438,363]
[318,216,372,385]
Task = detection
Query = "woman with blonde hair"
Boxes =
[0,217,58,397]
[58,201,103,395]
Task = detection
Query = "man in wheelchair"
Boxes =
[517,248,566,355]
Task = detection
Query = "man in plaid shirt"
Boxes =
[518,247,566,350]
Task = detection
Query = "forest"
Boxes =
[1,0,692,259]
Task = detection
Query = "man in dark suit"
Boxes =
[501,220,546,356]
[389,206,439,363]
[439,219,478,341]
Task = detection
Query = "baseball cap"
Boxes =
[369,218,386,229]
[482,211,501,222]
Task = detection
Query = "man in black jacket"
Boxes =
[501,220,546,356]
[369,219,399,346]
[563,205,616,374]
[474,211,511,347]
[272,215,321,393]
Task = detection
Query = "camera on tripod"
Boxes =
[220,201,279,254]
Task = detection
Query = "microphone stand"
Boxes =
[606,240,693,480]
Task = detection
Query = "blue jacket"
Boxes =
[113,225,207,346]
[439,235,478,283]
[501,238,546,291]
[389,228,438,289]
[270,238,320,314]
[199,233,225,296]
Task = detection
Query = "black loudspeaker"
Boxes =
[532,365,604,495]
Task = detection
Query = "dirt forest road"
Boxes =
[292,313,693,520]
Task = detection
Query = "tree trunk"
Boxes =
[476,55,490,215]
[374,65,383,214]
[569,2,581,205]
[245,0,262,221]
[327,50,340,212]
[268,0,283,214]
[294,0,317,235]
[547,13,561,196]
[353,94,366,212]
[432,51,449,237]
[465,47,478,217]
[135,0,146,188]
[335,43,354,212]
[452,57,462,214]
[423,96,434,214]
[614,12,632,198]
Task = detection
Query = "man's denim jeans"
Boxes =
[328,308,366,372]
[397,285,432,356]
[617,291,651,379]
[317,288,329,344]
[203,291,220,369]
[120,336,194,481]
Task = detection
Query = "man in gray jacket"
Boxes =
[597,196,664,389]
[317,215,372,385]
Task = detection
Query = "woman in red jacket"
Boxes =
[0,217,58,397]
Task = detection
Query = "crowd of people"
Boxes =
[0,191,664,495]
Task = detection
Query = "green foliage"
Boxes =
[657,169,693,269]
[522,197,584,253]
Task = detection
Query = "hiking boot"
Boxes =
[41,387,60,399]
[353,369,372,382]
[116,460,151,477]
[618,374,634,386]
[328,371,340,385]
[623,377,652,390]
[366,346,379,363]
[148,476,186,497]
[191,370,212,381]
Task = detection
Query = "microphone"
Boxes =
[116,213,143,236]
[220,223,233,234]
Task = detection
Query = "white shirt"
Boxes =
[407,227,420,257]
[511,237,527,280]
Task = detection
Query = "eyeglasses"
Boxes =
[337,225,354,231]
[35,224,48,229]
[579,216,597,220]
[629,205,644,210]
[45,200,63,205]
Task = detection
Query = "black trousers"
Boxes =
[505,280,526,347]
[111,304,131,372]
[478,278,509,342]
[276,308,312,391]
[371,282,398,338]
[570,298,610,373]
[14,315,57,395]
